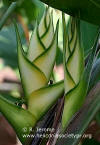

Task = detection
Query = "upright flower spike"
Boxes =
[33,21,58,80]
[27,8,51,62]
[15,9,59,102]
[0,8,64,145]
[38,8,50,37]
[27,8,54,62]
[62,14,100,130]
[15,8,58,102]
[27,23,45,62]
[27,8,55,81]
[40,11,54,48]
[63,16,84,94]
[0,95,36,144]
[15,24,47,100]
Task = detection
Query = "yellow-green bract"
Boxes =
[0,8,64,144]
[17,8,59,100]
[62,13,100,130]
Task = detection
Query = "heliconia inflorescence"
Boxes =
[0,8,64,144]
[0,7,99,144]
[62,13,100,130]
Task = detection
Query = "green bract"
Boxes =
[63,17,84,94]
[0,9,64,144]
[0,95,36,143]
[62,13,100,130]
[28,80,64,120]
[17,8,60,101]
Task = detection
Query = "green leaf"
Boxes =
[82,139,100,145]
[41,0,100,26]
[89,58,100,91]
[0,93,22,105]
[0,24,24,68]
[0,95,36,144]
[15,23,47,100]
[17,0,39,23]
[28,80,64,121]
[56,82,100,145]
[3,0,45,24]
[0,2,17,30]
[96,111,100,125]
[80,21,99,56]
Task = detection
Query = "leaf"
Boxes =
[15,23,47,100]
[96,111,100,125]
[80,20,99,56]
[17,0,38,22]
[56,82,100,145]
[28,80,64,121]
[0,93,22,105]
[41,0,100,26]
[0,95,36,144]
[89,58,100,91]
[82,139,100,145]
[0,24,24,68]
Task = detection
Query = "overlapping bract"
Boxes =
[19,8,58,99]
[27,8,54,61]
[0,95,36,143]
[0,9,64,144]
[17,8,61,102]
[63,17,84,94]
[62,14,99,130]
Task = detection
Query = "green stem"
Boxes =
[0,2,17,30]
